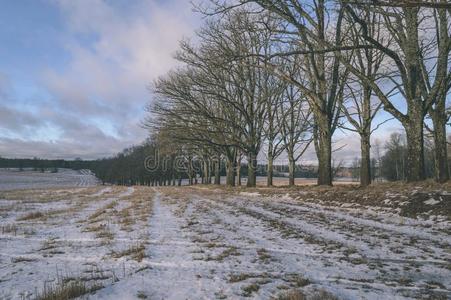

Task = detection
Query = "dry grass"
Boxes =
[111,243,147,262]
[36,279,103,300]
[207,246,240,261]
[275,289,340,300]
[88,200,117,221]
[83,223,107,233]
[285,274,310,288]
[257,248,272,262]
[276,289,305,300]
[242,283,260,297]
[229,273,264,283]
[1,223,18,235]
[95,228,114,241]
[11,256,37,263]
[115,187,153,230]
[40,238,57,251]
[16,211,44,221]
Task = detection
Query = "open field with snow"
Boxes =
[0,169,99,191]
[0,179,450,299]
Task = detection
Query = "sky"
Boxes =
[0,0,200,159]
[0,0,403,163]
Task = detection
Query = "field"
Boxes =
[0,172,450,299]
[0,169,99,191]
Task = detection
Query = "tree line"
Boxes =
[0,157,89,172]
[143,0,450,187]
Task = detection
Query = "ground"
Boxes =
[0,169,99,191]
[0,171,450,299]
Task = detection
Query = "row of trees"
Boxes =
[0,157,88,171]
[145,0,450,187]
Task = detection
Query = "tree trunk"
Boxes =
[237,163,241,186]
[315,122,333,186]
[288,156,295,187]
[202,159,209,185]
[360,133,371,187]
[431,101,450,183]
[247,151,257,187]
[404,112,425,182]
[225,157,235,187]
[236,153,242,186]
[214,158,221,185]
[267,154,273,187]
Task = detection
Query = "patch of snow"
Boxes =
[240,192,260,197]
[424,198,440,205]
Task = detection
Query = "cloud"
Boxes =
[0,137,122,159]
[0,0,198,159]
[43,0,196,113]
[0,105,42,136]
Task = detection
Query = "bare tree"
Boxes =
[263,61,286,186]
[344,1,450,182]
[220,0,350,186]
[277,57,313,186]
[339,5,388,186]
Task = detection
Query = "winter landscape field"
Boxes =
[0,170,450,300]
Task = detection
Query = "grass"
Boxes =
[88,200,117,221]
[111,244,146,262]
[229,273,256,283]
[284,274,310,288]
[11,256,37,263]
[1,223,18,235]
[137,291,148,299]
[40,238,57,251]
[276,289,305,300]
[242,283,260,297]
[36,279,103,300]
[95,228,114,240]
[17,211,44,221]
[257,248,272,262]
[204,246,240,261]
[275,289,340,300]
[83,223,107,233]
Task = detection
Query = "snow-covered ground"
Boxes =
[0,169,99,191]
[0,185,449,299]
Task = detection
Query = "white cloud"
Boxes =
[5,0,199,158]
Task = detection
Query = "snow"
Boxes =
[239,192,261,197]
[424,198,440,205]
[1,184,450,299]
[0,168,99,191]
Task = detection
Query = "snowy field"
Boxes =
[1,183,450,299]
[0,169,99,191]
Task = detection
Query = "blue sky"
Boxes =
[0,0,405,162]
[0,0,199,159]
